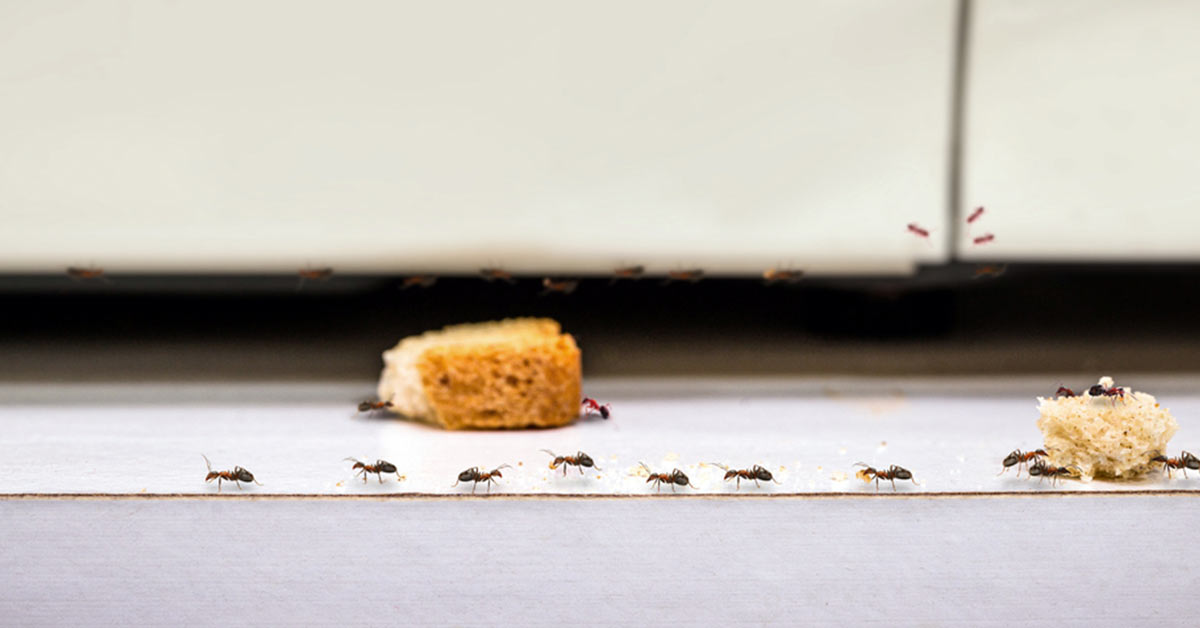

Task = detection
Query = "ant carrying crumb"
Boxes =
[541,278,579,295]
[1151,451,1200,478]
[454,465,510,493]
[710,463,779,489]
[66,266,111,283]
[479,268,517,284]
[639,462,695,492]
[907,223,930,238]
[400,275,437,289]
[999,449,1048,477]
[854,463,916,491]
[973,234,995,245]
[344,458,402,483]
[357,400,393,414]
[581,396,611,419]
[541,449,600,476]
[966,206,985,224]
[610,265,645,283]
[662,269,704,285]
[762,268,803,285]
[1027,460,1079,486]
[202,455,261,492]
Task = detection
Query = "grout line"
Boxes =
[947,0,973,259]
[4,490,1200,501]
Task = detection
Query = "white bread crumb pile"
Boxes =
[376,318,582,430]
[1036,376,1177,480]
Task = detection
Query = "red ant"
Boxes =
[662,269,704,285]
[610,265,645,283]
[972,264,1007,279]
[966,206,985,224]
[1151,451,1200,478]
[479,268,516,284]
[67,266,111,283]
[400,275,437,289]
[854,463,916,491]
[999,449,1048,477]
[639,462,695,492]
[580,396,611,419]
[541,449,600,475]
[1053,387,1076,398]
[357,400,393,414]
[710,463,779,489]
[1027,459,1079,486]
[202,455,261,492]
[541,278,579,295]
[344,458,402,483]
[973,234,995,245]
[1087,383,1129,403]
[907,223,930,238]
[453,465,510,493]
[763,268,803,285]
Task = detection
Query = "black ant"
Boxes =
[1027,460,1079,486]
[344,458,401,483]
[662,269,703,285]
[639,462,695,492]
[710,463,779,489]
[581,396,611,419]
[854,463,916,491]
[400,275,437,289]
[999,449,1048,477]
[66,266,111,283]
[202,455,261,492]
[453,465,510,493]
[1087,383,1129,403]
[610,265,645,283]
[480,268,517,284]
[1151,451,1200,478]
[762,268,803,285]
[357,400,393,413]
[541,449,600,475]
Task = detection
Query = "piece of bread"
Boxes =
[376,318,582,430]
[1036,376,1177,480]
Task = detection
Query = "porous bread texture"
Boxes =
[1036,376,1177,480]
[376,318,581,430]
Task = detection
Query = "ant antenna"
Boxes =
[707,462,729,470]
[494,464,512,472]
[638,462,652,473]
[540,449,558,458]
[343,457,363,464]
[202,454,213,473]
[853,462,871,469]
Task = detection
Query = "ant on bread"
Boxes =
[1027,460,1079,486]
[202,455,261,492]
[639,462,695,492]
[400,275,437,289]
[1053,386,1077,398]
[479,268,517,284]
[66,266,111,283]
[580,396,611,419]
[357,400,393,414]
[610,265,645,283]
[709,463,779,489]
[854,463,916,491]
[541,449,600,476]
[998,449,1047,477]
[1151,451,1200,478]
[662,269,704,285]
[453,465,510,493]
[762,268,803,285]
[541,278,579,295]
[344,458,402,483]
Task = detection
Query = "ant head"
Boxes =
[491,464,512,477]
[853,462,874,472]
[1088,384,1106,396]
[754,466,774,481]
[235,467,256,483]
[577,453,595,467]
[357,401,374,412]
[891,467,912,480]
[458,468,478,482]
[671,470,690,485]
[377,460,397,474]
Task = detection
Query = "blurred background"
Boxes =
[3,0,1200,381]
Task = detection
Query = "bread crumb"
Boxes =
[664,452,680,462]
[1037,376,1177,480]
[880,441,887,447]
[397,475,406,481]
[830,471,848,481]
[335,481,344,487]
[517,461,523,466]
[837,448,847,455]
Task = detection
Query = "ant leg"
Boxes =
[217,478,223,493]
[471,481,478,494]
[378,472,383,484]
[578,466,584,476]
[890,478,897,492]
[754,478,761,488]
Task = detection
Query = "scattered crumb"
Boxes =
[880,441,887,447]
[517,461,523,466]
[398,475,406,482]
[335,481,344,487]
[816,465,823,471]
[830,471,848,481]
[594,475,602,480]
[139,488,147,493]
[778,465,786,471]
[837,448,847,456]
[610,455,618,460]
[664,452,680,462]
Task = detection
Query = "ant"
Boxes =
[762,268,803,285]
[202,455,261,492]
[344,458,402,483]
[581,396,611,419]
[400,275,437,289]
[1053,386,1077,398]
[1027,459,1079,486]
[709,463,779,489]
[999,449,1048,477]
[541,278,579,295]
[1087,383,1129,403]
[479,268,516,284]
[907,223,930,238]
[639,462,695,492]
[541,449,601,476]
[972,264,1007,279]
[296,267,333,290]
[854,463,916,491]
[357,400,393,414]
[973,234,995,245]
[610,265,645,283]
[67,266,110,282]
[1151,451,1200,478]
[453,465,510,493]
[662,269,704,285]
[966,206,985,224]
